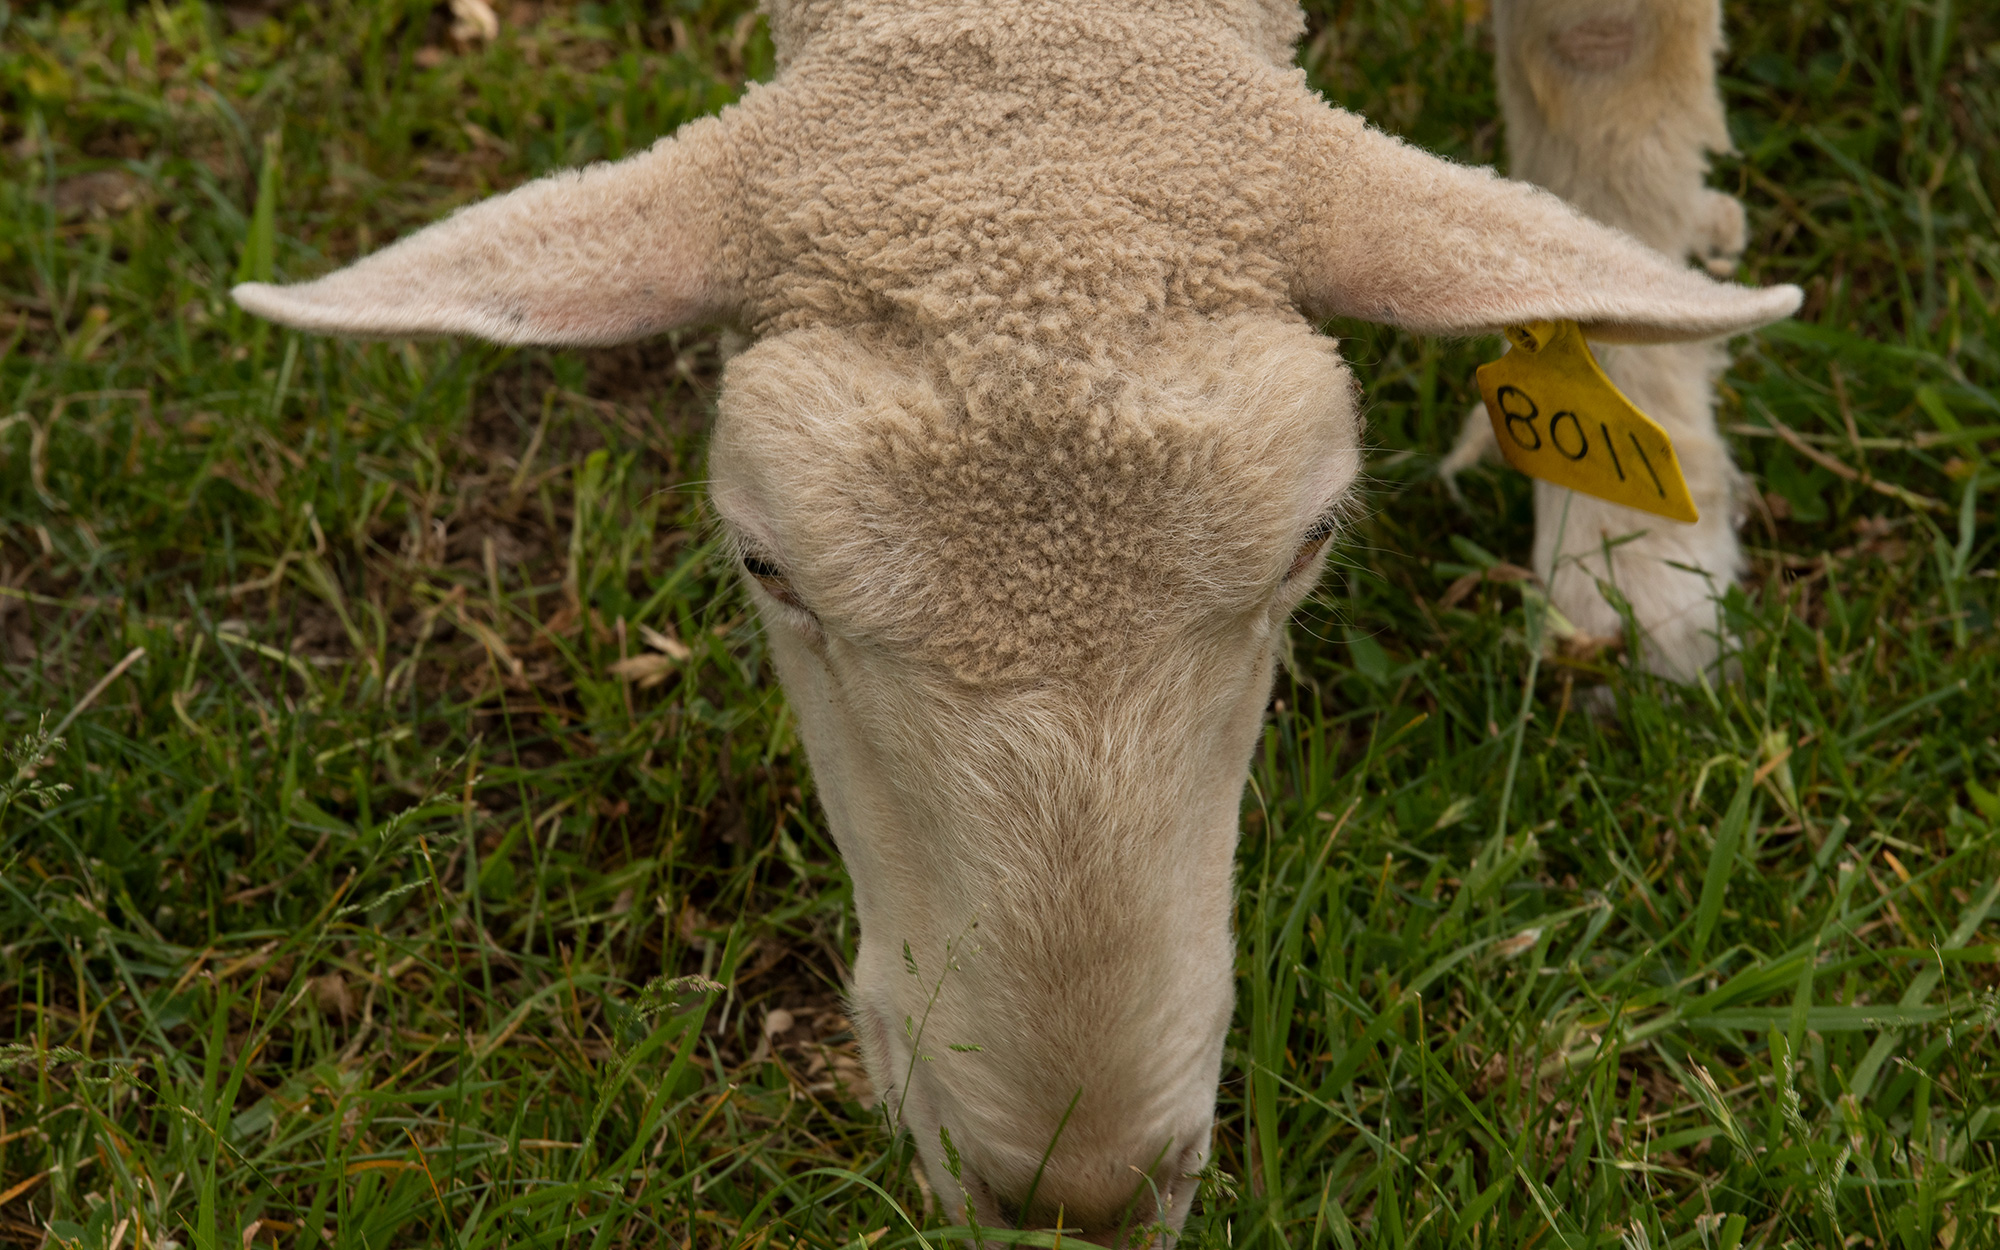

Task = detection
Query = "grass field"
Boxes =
[3,0,1997,1246]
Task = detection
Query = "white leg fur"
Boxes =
[1484,0,1751,680]
[1533,339,1744,680]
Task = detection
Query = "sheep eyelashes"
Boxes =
[235,0,1798,1239]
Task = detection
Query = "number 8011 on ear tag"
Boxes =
[1475,320,1699,524]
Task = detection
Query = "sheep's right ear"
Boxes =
[234,115,744,345]
[1292,109,1800,343]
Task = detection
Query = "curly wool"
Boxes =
[692,1,1342,680]
[737,1,1309,343]
[720,317,1350,682]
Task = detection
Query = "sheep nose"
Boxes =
[967,1177,1165,1248]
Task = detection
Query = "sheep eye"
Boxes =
[1286,514,1337,581]
[741,552,809,612]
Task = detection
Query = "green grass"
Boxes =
[2,0,1996,1247]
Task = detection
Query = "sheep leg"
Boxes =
[1483,0,1751,681]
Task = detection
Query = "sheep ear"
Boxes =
[233,117,743,345]
[1293,111,1800,343]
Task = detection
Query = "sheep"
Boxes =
[234,0,1799,1239]
[1441,0,1756,681]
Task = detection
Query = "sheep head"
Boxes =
[235,0,1798,1240]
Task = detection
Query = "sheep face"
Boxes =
[707,316,1357,1236]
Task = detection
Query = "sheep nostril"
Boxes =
[992,1192,1024,1228]
[946,1164,1014,1228]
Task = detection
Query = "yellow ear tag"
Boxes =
[1474,320,1699,524]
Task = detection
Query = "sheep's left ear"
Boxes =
[1291,109,1800,343]
[233,115,745,345]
